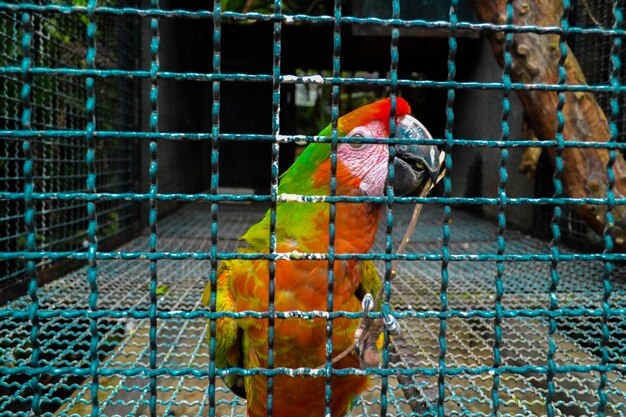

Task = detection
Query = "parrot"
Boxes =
[202,97,441,417]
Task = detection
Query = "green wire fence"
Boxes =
[1,0,626,416]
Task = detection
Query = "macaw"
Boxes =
[202,97,441,417]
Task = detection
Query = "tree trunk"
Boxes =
[469,0,626,251]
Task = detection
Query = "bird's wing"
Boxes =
[355,260,381,307]
[201,261,246,398]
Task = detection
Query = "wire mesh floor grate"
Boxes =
[2,202,625,416]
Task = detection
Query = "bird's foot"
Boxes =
[354,294,401,368]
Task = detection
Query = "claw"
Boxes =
[361,293,374,315]
[355,295,400,368]
[381,304,401,336]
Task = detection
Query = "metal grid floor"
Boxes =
[1,202,625,416]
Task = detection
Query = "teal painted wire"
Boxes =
[325,0,341,412]
[20,11,42,416]
[3,129,626,150]
[266,0,282,413]
[598,2,622,415]
[148,0,160,415]
[208,1,222,415]
[3,361,622,379]
[493,1,513,413]
[84,1,100,415]
[2,304,626,321]
[7,66,626,94]
[1,191,626,206]
[3,250,626,263]
[3,2,626,37]
[546,2,570,416]
[439,1,458,415]
[381,0,401,414]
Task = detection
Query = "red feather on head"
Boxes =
[338,97,411,135]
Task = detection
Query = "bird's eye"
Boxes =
[348,133,364,148]
[415,162,425,171]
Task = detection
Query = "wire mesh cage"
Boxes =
[0,0,138,292]
[1,1,626,416]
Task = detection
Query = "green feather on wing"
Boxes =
[201,262,247,398]
[355,260,382,308]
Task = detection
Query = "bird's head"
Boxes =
[279,97,442,198]
[333,97,441,196]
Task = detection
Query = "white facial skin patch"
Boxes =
[337,120,390,196]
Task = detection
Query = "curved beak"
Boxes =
[392,115,441,196]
